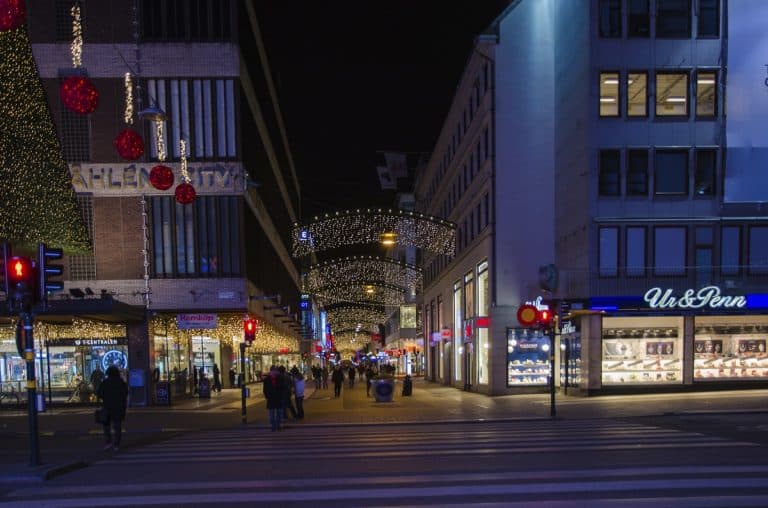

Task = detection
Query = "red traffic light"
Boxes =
[8,257,32,283]
[537,309,553,329]
[6,256,36,304]
[244,317,258,343]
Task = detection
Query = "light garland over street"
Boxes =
[303,256,422,293]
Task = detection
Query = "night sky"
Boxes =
[255,1,511,220]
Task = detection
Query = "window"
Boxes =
[749,227,768,274]
[655,149,688,195]
[696,71,717,117]
[695,227,713,287]
[148,78,237,160]
[627,149,648,195]
[453,281,462,381]
[141,0,232,41]
[655,73,689,117]
[697,0,719,37]
[656,0,691,38]
[464,271,475,319]
[477,261,489,316]
[599,72,620,117]
[483,127,490,160]
[151,195,242,277]
[627,72,647,117]
[69,195,96,280]
[626,227,646,276]
[722,226,740,275]
[655,227,686,276]
[599,227,619,277]
[694,149,716,196]
[484,193,490,226]
[599,0,621,38]
[599,150,621,196]
[59,108,90,162]
[628,0,650,37]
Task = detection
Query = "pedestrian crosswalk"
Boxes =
[2,419,767,507]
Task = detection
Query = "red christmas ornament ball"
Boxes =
[149,165,174,190]
[113,129,144,161]
[60,76,99,115]
[0,0,26,32]
[175,182,196,205]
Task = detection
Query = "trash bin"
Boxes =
[199,377,211,399]
[402,375,413,396]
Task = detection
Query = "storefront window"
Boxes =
[694,317,768,380]
[191,336,220,378]
[559,322,582,388]
[477,261,489,316]
[477,328,489,384]
[453,281,462,381]
[601,316,683,385]
[507,327,550,385]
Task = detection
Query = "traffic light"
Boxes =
[6,256,35,305]
[537,308,553,329]
[37,243,63,302]
[244,317,257,344]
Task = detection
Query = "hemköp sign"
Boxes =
[644,286,747,310]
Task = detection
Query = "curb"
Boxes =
[0,460,87,484]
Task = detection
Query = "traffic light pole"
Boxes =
[240,342,247,424]
[22,311,41,466]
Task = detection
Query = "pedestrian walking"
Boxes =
[212,363,222,392]
[278,366,297,419]
[321,366,329,389]
[90,366,104,394]
[262,366,285,431]
[294,373,305,419]
[365,365,374,397]
[348,365,356,388]
[96,365,128,451]
[228,367,236,388]
[192,366,198,395]
[312,365,321,389]
[331,364,344,397]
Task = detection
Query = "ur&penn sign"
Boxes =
[69,162,243,196]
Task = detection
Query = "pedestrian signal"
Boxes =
[244,317,258,344]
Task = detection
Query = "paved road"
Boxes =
[2,417,768,507]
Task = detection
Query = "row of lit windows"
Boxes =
[598,147,717,197]
[599,0,720,39]
[439,128,490,220]
[598,224,768,279]
[599,70,718,118]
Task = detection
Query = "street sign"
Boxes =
[517,304,539,326]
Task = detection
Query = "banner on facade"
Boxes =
[176,313,217,330]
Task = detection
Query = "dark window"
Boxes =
[654,227,686,276]
[722,226,740,275]
[694,149,716,196]
[599,227,619,277]
[483,127,490,160]
[628,0,650,37]
[695,227,713,287]
[59,108,90,162]
[598,0,621,38]
[599,150,621,196]
[626,227,646,276]
[476,203,481,233]
[749,227,768,275]
[655,149,688,195]
[140,0,232,41]
[697,0,719,37]
[656,0,691,38]
[484,193,489,226]
[151,196,242,277]
[627,149,648,195]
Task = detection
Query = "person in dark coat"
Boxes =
[97,365,128,451]
[263,366,285,431]
[228,368,236,388]
[278,366,297,420]
[331,365,344,398]
[212,363,222,392]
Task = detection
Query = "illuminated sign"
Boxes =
[644,286,747,310]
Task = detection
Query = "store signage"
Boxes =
[177,313,218,330]
[525,296,550,311]
[430,332,441,345]
[50,338,128,346]
[69,162,243,196]
[464,321,473,343]
[475,316,490,328]
[440,327,452,341]
[644,286,747,310]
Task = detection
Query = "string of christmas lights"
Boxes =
[179,140,190,183]
[70,3,82,68]
[123,72,133,125]
[315,282,405,306]
[292,209,456,257]
[303,256,422,294]
[326,305,386,332]
[0,25,90,252]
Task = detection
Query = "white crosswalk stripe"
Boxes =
[2,419,766,507]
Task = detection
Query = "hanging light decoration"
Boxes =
[123,72,133,124]
[0,0,26,32]
[303,256,422,294]
[113,128,144,160]
[174,139,196,204]
[59,2,98,115]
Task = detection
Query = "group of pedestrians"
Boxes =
[262,365,305,431]
[314,363,379,398]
